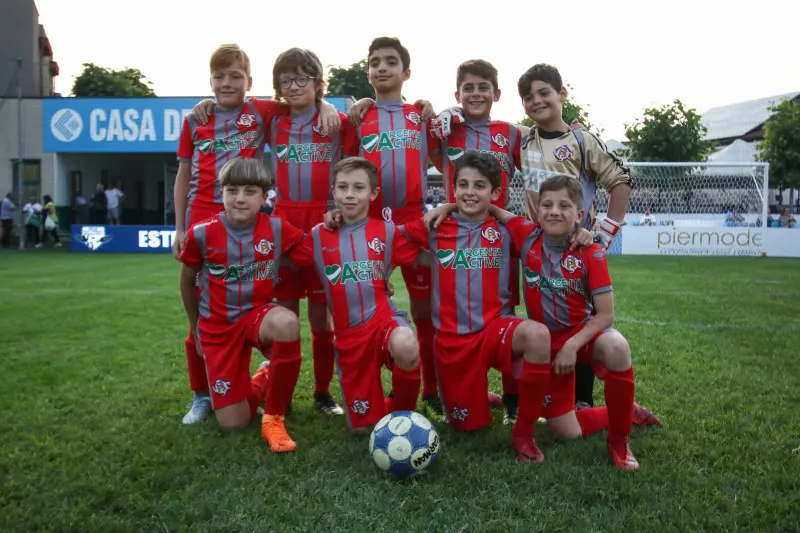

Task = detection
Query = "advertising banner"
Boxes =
[70,225,177,253]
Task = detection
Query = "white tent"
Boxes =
[703,139,759,175]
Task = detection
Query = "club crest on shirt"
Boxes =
[236,113,256,128]
[254,239,274,256]
[491,133,509,148]
[405,111,422,126]
[351,399,370,416]
[553,144,573,162]
[367,237,385,255]
[212,379,231,396]
[312,125,329,137]
[561,255,583,273]
[481,227,501,243]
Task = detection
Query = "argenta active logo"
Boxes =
[323,260,385,285]
[208,260,276,282]
[435,248,501,269]
[361,130,421,153]
[196,131,258,154]
[274,143,333,163]
[50,109,83,142]
[446,147,464,161]
[524,268,586,296]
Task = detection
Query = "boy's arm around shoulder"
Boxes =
[179,226,203,331]
[281,218,315,268]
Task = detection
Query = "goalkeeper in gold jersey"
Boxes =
[516,63,634,413]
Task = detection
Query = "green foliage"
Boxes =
[758,98,800,190]
[624,99,712,162]
[325,60,374,100]
[518,85,600,135]
[71,63,155,97]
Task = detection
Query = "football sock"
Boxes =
[311,329,335,394]
[574,363,596,406]
[502,374,519,395]
[604,367,635,443]
[513,361,551,440]
[264,339,302,416]
[414,318,437,398]
[576,407,609,437]
[391,366,421,411]
[247,370,270,420]
[185,331,209,393]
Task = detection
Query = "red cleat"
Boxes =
[488,391,504,409]
[633,402,662,426]
[608,438,640,471]
[512,436,545,464]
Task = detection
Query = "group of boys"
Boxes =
[173,36,660,469]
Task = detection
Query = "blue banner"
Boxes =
[44,96,350,153]
[71,225,177,253]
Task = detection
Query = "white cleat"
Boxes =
[182,397,212,424]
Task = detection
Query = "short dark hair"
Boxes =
[453,152,502,190]
[219,158,272,191]
[456,59,499,91]
[368,37,410,70]
[273,48,325,104]
[334,157,378,189]
[517,63,563,98]
[538,174,584,207]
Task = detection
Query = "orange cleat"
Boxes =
[608,438,640,471]
[261,414,296,453]
[633,402,662,427]
[512,435,545,464]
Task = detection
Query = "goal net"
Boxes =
[507,162,770,228]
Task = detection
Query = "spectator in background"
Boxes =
[779,207,797,228]
[74,194,89,224]
[37,195,61,248]
[1,192,15,248]
[90,183,107,224]
[725,205,745,227]
[639,208,657,226]
[22,196,42,246]
[105,181,124,225]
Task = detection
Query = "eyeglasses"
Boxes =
[279,75,315,89]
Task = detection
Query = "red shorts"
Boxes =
[369,204,431,300]
[435,316,525,431]
[186,202,224,229]
[196,304,277,409]
[272,200,328,302]
[335,312,411,429]
[543,326,613,420]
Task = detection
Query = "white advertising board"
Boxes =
[620,227,800,258]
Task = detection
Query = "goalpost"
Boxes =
[508,162,770,229]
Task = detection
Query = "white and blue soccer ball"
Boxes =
[369,410,440,479]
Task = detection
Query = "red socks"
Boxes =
[185,331,209,393]
[576,407,609,437]
[391,366,421,411]
[311,329,335,394]
[512,361,551,439]
[264,339,302,416]
[604,367,635,443]
[414,318,437,398]
[247,368,270,420]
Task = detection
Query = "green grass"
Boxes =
[1,251,799,532]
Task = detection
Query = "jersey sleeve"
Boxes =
[511,125,523,171]
[392,226,421,267]
[340,119,359,157]
[583,244,613,296]
[584,132,633,191]
[397,217,430,249]
[248,97,289,124]
[501,215,539,257]
[281,220,314,268]
[425,120,442,156]
[180,225,203,268]
[177,117,194,162]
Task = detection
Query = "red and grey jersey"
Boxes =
[504,215,613,332]
[399,214,513,334]
[180,212,310,325]
[343,101,439,215]
[177,99,285,224]
[309,218,419,330]
[268,106,349,205]
[440,119,522,207]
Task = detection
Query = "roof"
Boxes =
[701,92,799,141]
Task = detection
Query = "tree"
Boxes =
[758,99,800,199]
[325,60,374,100]
[72,63,155,97]
[518,84,600,135]
[624,99,712,162]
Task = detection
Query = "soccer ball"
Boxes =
[369,410,440,479]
